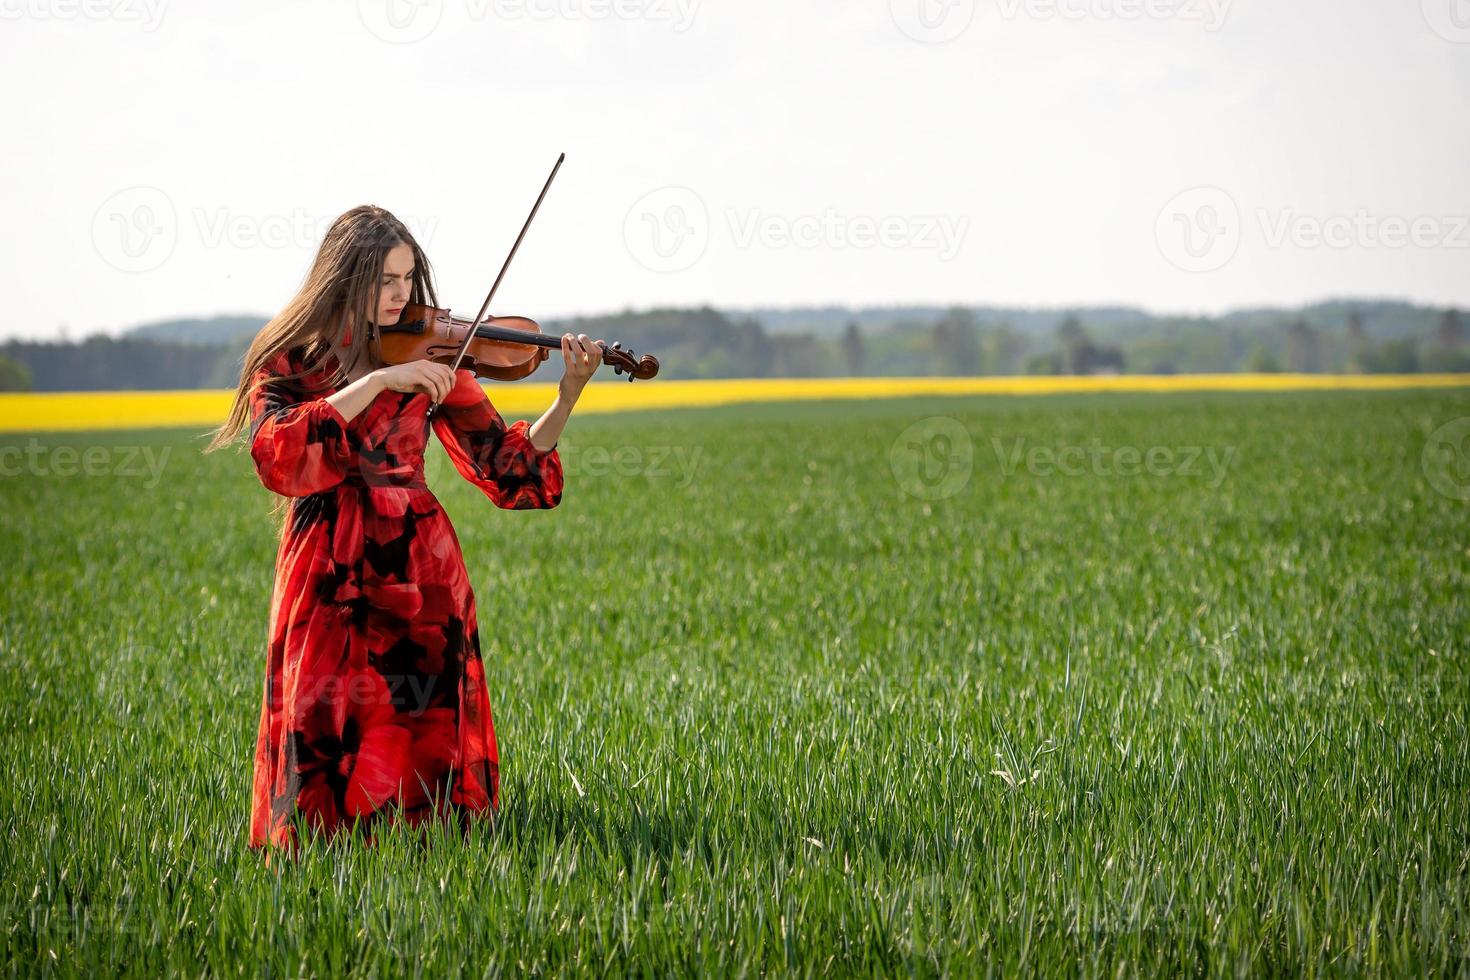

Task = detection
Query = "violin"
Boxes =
[382,152,660,423]
[373,304,659,384]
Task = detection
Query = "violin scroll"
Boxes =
[599,340,660,382]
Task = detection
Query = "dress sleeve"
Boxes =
[247,351,354,497]
[431,369,564,510]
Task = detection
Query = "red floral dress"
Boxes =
[244,345,563,855]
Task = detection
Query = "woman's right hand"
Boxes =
[374,360,459,403]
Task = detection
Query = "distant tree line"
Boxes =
[0,336,248,391]
[0,354,32,392]
[0,304,1465,392]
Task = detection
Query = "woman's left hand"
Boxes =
[559,333,601,396]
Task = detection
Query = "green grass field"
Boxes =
[3,388,1468,977]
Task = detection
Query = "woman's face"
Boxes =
[374,243,414,326]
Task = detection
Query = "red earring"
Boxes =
[341,323,353,347]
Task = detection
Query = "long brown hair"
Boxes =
[203,205,438,453]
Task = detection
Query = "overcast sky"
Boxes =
[2,0,1467,340]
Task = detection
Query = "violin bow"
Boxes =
[424,151,566,422]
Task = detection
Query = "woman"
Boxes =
[205,204,601,858]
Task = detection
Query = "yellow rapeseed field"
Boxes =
[1,374,1468,433]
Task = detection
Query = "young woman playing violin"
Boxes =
[205,204,602,859]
